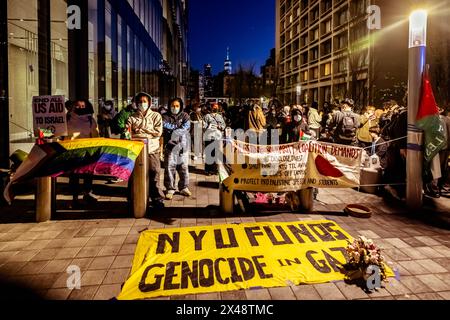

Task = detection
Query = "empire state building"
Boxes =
[224,47,232,75]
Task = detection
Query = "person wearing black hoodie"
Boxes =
[163,98,192,200]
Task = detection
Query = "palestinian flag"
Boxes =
[416,68,446,162]
[4,138,144,204]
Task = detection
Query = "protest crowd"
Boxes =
[61,93,450,209]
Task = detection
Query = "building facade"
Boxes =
[275,0,423,109]
[0,0,189,166]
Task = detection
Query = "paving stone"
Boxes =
[413,236,441,246]
[31,249,59,261]
[399,276,433,294]
[415,247,445,259]
[85,236,110,247]
[435,273,450,286]
[94,228,115,237]
[81,270,108,286]
[431,246,450,258]
[97,245,122,257]
[54,247,82,260]
[8,250,39,262]
[45,239,68,249]
[76,246,102,258]
[437,291,450,299]
[384,238,410,249]
[400,247,429,260]
[88,256,115,270]
[68,285,99,300]
[414,259,447,273]
[118,244,137,255]
[28,273,61,289]
[26,240,52,250]
[93,284,121,300]
[313,283,346,300]
[110,255,134,269]
[62,237,90,248]
[335,282,370,300]
[0,261,27,275]
[291,285,321,300]
[17,260,49,275]
[416,292,444,300]
[103,268,130,285]
[415,274,450,292]
[394,294,420,300]
[40,259,72,274]
[46,288,73,300]
[221,290,247,300]
[384,279,412,296]
[196,292,221,300]
[397,261,430,275]
[70,257,94,270]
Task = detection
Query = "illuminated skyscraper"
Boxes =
[224,47,232,75]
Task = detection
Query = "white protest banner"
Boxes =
[32,95,67,137]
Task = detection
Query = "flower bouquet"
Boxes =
[344,236,388,285]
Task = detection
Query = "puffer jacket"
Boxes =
[163,109,191,152]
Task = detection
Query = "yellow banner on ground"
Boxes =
[117,220,393,300]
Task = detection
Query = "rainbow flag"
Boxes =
[4,138,144,204]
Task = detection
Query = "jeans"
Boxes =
[164,149,189,191]
[69,174,93,200]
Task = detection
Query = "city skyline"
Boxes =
[189,0,275,75]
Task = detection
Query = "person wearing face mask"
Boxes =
[285,109,310,143]
[126,92,165,209]
[203,103,226,175]
[162,98,192,199]
[97,100,117,138]
[66,99,100,208]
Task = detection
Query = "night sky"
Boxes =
[189,0,275,75]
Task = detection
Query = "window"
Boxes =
[324,20,332,34]
[313,67,319,79]
[310,47,319,61]
[105,1,113,100]
[323,63,332,76]
[302,70,308,82]
[7,0,39,142]
[51,0,68,97]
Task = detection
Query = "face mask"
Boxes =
[272,111,276,115]
[171,107,180,114]
[139,102,149,112]
[104,105,112,111]
[293,115,300,122]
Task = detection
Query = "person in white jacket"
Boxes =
[126,92,165,209]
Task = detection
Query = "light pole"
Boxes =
[407,9,427,210]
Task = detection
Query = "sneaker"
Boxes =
[424,183,440,198]
[165,190,175,200]
[180,188,192,197]
[83,192,98,204]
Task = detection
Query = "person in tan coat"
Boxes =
[357,106,377,148]
[127,92,165,209]
[246,101,266,133]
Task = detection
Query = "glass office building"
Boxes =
[0,0,189,166]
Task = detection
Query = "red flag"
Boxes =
[416,68,439,121]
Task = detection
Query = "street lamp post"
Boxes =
[407,9,427,210]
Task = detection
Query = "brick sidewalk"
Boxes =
[0,167,449,300]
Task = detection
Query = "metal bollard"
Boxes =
[36,176,52,222]
[131,140,149,218]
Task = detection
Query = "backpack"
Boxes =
[339,113,356,139]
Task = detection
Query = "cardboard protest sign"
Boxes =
[221,140,362,193]
[117,220,394,300]
[32,95,67,137]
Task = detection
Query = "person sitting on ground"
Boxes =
[163,98,192,200]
